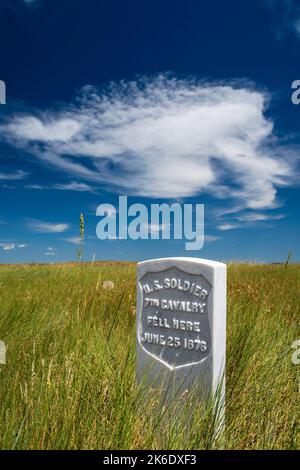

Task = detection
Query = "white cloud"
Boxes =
[0,170,28,180]
[1,76,297,210]
[45,252,55,256]
[217,223,238,231]
[64,236,83,244]
[7,116,80,141]
[27,219,69,233]
[0,242,27,250]
[25,181,95,192]
[2,243,15,251]
[216,211,286,231]
[237,212,286,222]
[25,184,44,190]
[53,181,94,192]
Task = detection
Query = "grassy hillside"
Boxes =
[0,262,299,449]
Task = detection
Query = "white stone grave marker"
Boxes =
[136,257,226,405]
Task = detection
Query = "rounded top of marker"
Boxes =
[137,257,226,268]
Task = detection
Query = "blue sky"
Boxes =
[0,0,300,263]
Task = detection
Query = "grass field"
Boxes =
[0,262,299,450]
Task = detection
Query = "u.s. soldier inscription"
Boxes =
[136,257,226,403]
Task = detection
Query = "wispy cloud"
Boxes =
[217,212,286,231]
[217,223,238,231]
[64,236,83,244]
[264,0,300,39]
[0,242,27,250]
[0,170,29,180]
[237,212,286,222]
[1,243,15,251]
[1,76,297,211]
[25,181,96,192]
[52,181,95,192]
[27,219,69,233]
[25,184,44,190]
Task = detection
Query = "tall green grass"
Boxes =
[0,262,299,449]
